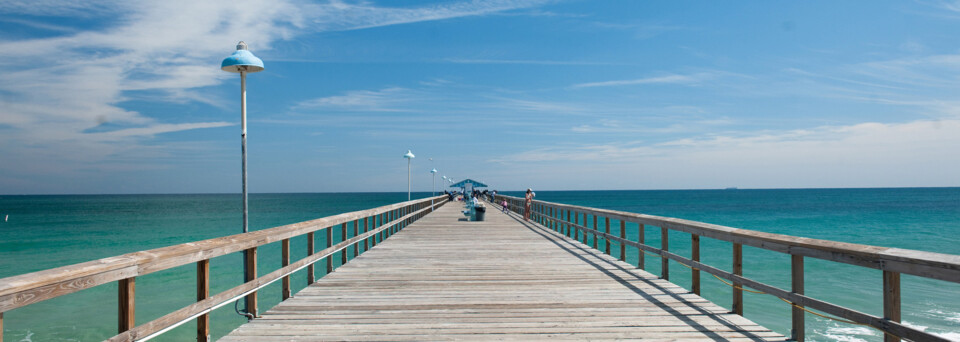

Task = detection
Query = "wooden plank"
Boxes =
[282,239,291,300]
[605,217,611,255]
[661,227,669,280]
[197,260,210,342]
[792,255,804,342]
[692,234,700,295]
[306,232,315,285]
[639,223,645,270]
[884,270,901,342]
[733,243,743,316]
[619,220,626,261]
[118,277,135,333]
[223,204,782,341]
[245,247,258,317]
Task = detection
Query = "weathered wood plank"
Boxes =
[224,203,783,341]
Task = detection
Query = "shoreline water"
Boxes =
[1,188,958,341]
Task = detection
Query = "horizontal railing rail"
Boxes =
[496,194,958,342]
[0,195,448,342]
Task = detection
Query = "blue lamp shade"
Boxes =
[221,41,264,73]
[403,150,415,159]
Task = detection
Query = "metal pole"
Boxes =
[407,158,411,201]
[240,70,251,315]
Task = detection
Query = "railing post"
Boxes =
[197,259,210,342]
[353,220,359,257]
[733,243,743,316]
[692,235,700,295]
[119,277,135,333]
[281,238,291,300]
[884,270,901,342]
[245,246,258,317]
[566,210,571,237]
[0,312,4,342]
[325,228,333,274]
[792,255,804,342]
[604,217,611,255]
[638,223,645,270]
[363,217,369,252]
[592,215,598,249]
[307,232,315,285]
[661,227,669,280]
[341,223,348,265]
[619,220,626,261]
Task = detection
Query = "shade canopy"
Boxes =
[450,179,488,188]
[403,150,415,159]
[221,41,264,73]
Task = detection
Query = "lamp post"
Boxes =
[403,150,415,201]
[430,168,438,196]
[221,41,264,319]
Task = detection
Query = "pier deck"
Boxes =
[221,202,784,341]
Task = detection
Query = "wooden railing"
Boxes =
[497,195,959,342]
[0,196,447,342]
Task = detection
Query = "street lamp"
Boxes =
[403,150,415,200]
[221,41,264,319]
[430,168,438,196]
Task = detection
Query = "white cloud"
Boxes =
[294,87,417,112]
[493,119,960,188]
[571,73,712,88]
[0,0,553,193]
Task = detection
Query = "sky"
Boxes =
[1,0,959,194]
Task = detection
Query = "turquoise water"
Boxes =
[1,189,959,341]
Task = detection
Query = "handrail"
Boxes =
[496,194,958,342]
[0,195,448,342]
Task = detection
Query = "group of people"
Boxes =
[448,188,536,221]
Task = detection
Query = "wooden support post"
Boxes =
[566,210,571,237]
[245,246,258,317]
[325,228,333,274]
[604,217,611,255]
[619,220,626,261]
[592,215,598,249]
[792,255,805,342]
[638,224,645,270]
[661,227,669,280]
[0,312,4,342]
[341,223,348,265]
[733,243,743,316]
[363,217,369,252]
[306,232,315,285]
[281,238,291,300]
[692,235,701,295]
[884,270,901,342]
[353,220,359,257]
[574,212,580,240]
[119,277,135,333]
[197,260,210,342]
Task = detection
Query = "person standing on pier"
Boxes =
[524,188,535,221]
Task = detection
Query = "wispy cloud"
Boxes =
[294,87,417,112]
[444,58,616,65]
[571,73,716,88]
[492,119,960,188]
[307,0,554,32]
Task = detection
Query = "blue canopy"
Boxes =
[450,179,488,188]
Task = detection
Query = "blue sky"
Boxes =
[1,0,959,194]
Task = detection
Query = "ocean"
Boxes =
[1,188,958,341]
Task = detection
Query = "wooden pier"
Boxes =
[221,203,782,341]
[1,194,958,341]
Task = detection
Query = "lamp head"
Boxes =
[403,150,415,159]
[221,41,264,73]
[430,168,438,174]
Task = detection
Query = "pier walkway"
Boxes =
[221,203,782,341]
